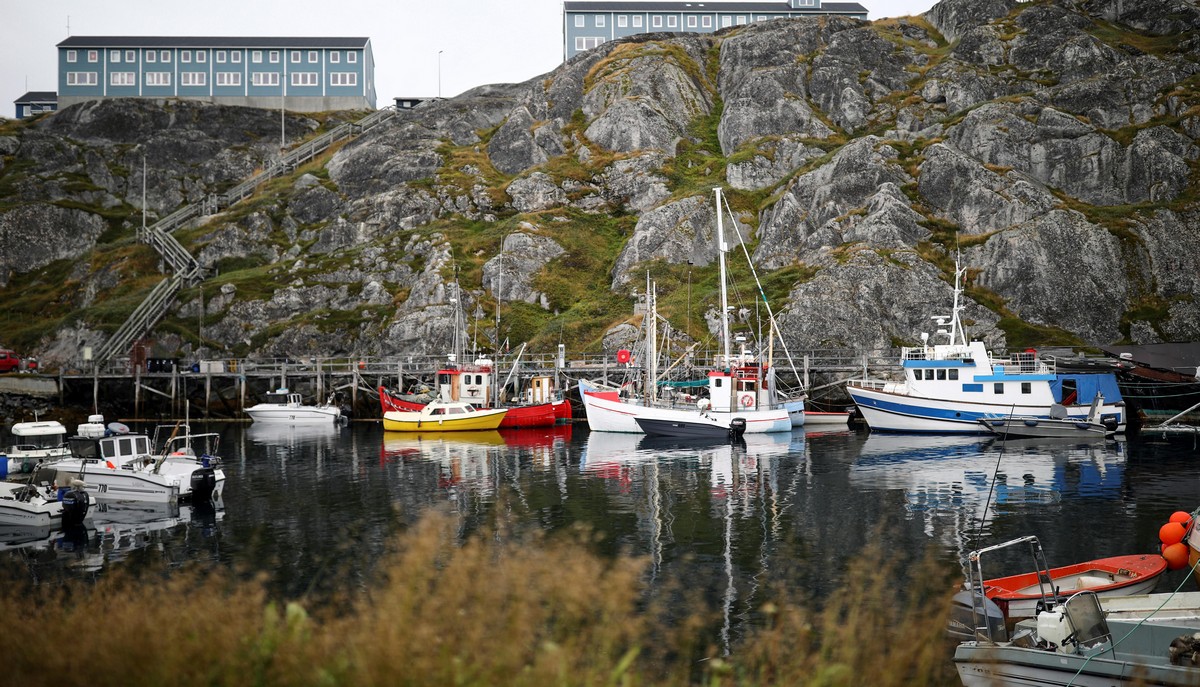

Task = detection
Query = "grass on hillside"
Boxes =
[0,511,961,687]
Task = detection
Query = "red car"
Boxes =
[0,350,20,373]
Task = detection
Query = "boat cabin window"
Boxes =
[438,373,453,386]
[265,392,290,404]
[429,407,446,415]
[924,369,935,380]
[994,383,1004,394]
[740,381,757,393]
[69,437,99,459]
[936,369,946,380]
[713,378,723,388]
[948,369,959,380]
[475,375,484,385]
[1021,382,1031,394]
[448,407,466,415]
[1061,379,1078,405]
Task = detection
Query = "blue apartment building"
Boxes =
[56,36,376,112]
[563,0,868,59]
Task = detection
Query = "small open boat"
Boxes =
[970,536,1166,620]
[635,416,747,440]
[382,401,507,432]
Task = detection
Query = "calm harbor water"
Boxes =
[2,421,1198,648]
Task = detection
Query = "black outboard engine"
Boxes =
[1102,416,1120,432]
[59,485,90,527]
[189,467,218,503]
[948,589,1007,642]
[728,417,748,439]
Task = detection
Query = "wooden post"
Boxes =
[239,374,245,415]
[803,353,810,391]
[135,363,142,419]
[317,360,324,400]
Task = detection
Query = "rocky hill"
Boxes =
[1,0,1198,368]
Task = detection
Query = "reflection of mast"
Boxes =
[719,444,738,657]
[648,459,662,583]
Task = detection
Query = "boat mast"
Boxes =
[944,257,968,347]
[715,187,731,368]
[646,272,658,404]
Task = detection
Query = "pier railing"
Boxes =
[95,106,399,366]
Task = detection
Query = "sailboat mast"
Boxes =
[646,272,657,404]
[715,188,731,367]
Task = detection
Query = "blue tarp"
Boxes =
[1050,373,1123,403]
[656,379,708,388]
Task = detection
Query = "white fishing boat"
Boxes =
[49,427,224,504]
[245,388,343,424]
[580,188,798,435]
[0,473,89,527]
[4,419,70,474]
[802,410,851,426]
[846,261,1126,434]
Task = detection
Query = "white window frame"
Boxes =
[216,72,241,86]
[687,15,697,27]
[146,51,157,63]
[596,15,605,27]
[347,52,357,63]
[330,51,340,63]
[232,51,242,63]
[575,36,604,51]
[736,15,747,25]
[269,50,280,63]
[652,15,662,27]
[574,15,584,27]
[667,15,677,27]
[251,71,280,86]
[617,15,627,27]
[181,71,206,86]
[702,15,712,27]
[722,15,732,27]
[160,50,171,63]
[125,49,136,62]
[633,15,643,27]
[330,72,357,86]
[66,72,97,86]
[291,71,318,86]
[252,50,263,63]
[145,72,171,86]
[181,50,191,63]
[197,50,207,63]
[216,50,227,63]
[66,50,77,63]
[110,50,120,62]
[291,50,300,63]
[308,50,318,62]
[110,71,136,86]
[88,50,98,62]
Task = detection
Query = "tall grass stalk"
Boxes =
[0,513,960,686]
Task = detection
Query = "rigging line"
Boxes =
[974,405,1015,544]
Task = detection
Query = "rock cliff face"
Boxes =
[2,0,1200,365]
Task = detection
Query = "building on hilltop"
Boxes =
[56,36,376,112]
[563,0,868,59]
[14,91,58,119]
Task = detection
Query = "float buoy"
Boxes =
[616,349,631,364]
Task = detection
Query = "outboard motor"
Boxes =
[189,467,218,503]
[948,589,1007,642]
[59,483,90,527]
[728,417,748,440]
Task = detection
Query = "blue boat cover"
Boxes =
[1050,374,1123,403]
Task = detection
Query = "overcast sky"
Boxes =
[5,0,938,116]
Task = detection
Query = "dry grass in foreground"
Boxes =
[1,514,961,686]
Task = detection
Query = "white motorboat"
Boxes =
[245,388,344,424]
[4,419,70,474]
[846,261,1126,434]
[580,188,798,435]
[49,428,224,504]
[0,473,89,527]
[978,394,1118,439]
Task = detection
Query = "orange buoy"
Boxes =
[1161,521,1188,546]
[1170,511,1193,526]
[1164,542,1190,570]
[616,349,631,364]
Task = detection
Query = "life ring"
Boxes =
[616,349,631,364]
[740,395,754,407]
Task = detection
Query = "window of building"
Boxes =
[145,72,171,86]
[216,72,241,86]
[687,15,697,27]
[575,36,604,50]
[231,51,242,63]
[66,50,77,63]
[88,50,98,62]
[291,72,318,86]
[181,50,191,63]
[110,50,120,62]
[126,49,136,62]
[197,50,207,63]
[160,50,171,62]
[596,15,605,27]
[291,50,300,63]
[617,15,627,27]
[652,15,662,27]
[702,15,712,27]
[308,50,318,62]
[146,51,156,63]
[575,15,584,27]
[736,15,747,25]
[347,52,357,63]
[993,382,1004,394]
[667,16,677,27]
[1021,382,1032,394]
[110,72,136,86]
[330,72,358,86]
[269,50,280,63]
[181,72,206,86]
[330,51,340,63]
[252,50,262,63]
[251,72,280,86]
[216,50,227,63]
[66,72,97,86]
[722,15,732,27]
[633,15,642,27]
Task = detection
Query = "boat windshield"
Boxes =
[1063,592,1111,652]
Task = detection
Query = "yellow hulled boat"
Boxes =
[382,401,507,432]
